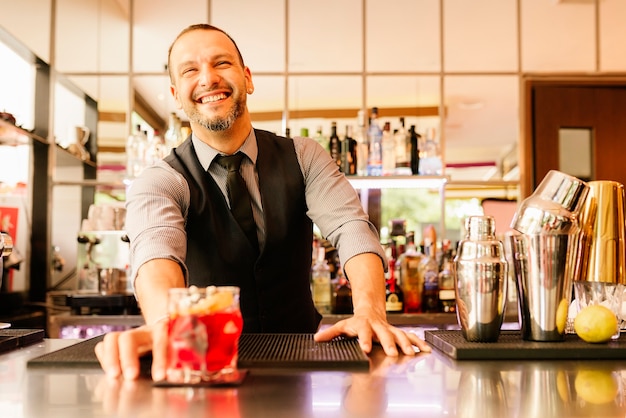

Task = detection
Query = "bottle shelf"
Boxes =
[346,175,449,190]
[0,119,47,146]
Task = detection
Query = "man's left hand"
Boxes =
[313,314,432,356]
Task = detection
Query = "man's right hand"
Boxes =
[94,319,169,381]
[97,258,186,380]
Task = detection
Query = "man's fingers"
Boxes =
[151,320,168,381]
[96,327,155,381]
[96,332,123,379]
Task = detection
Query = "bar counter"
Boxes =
[2,329,626,418]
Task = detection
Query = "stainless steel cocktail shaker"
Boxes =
[454,216,508,342]
[509,170,589,341]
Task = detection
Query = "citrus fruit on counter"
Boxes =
[574,305,618,343]
[556,298,569,334]
[574,370,619,404]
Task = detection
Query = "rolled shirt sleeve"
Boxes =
[293,136,388,271]
[124,160,190,286]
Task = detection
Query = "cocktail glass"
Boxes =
[166,286,243,384]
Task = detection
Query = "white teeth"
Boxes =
[200,93,227,103]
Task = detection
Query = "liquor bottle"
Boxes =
[420,238,440,313]
[126,124,148,180]
[389,218,407,257]
[300,127,309,138]
[340,136,348,174]
[419,127,443,175]
[314,125,328,151]
[409,125,420,175]
[423,224,437,261]
[354,110,369,176]
[311,247,332,314]
[328,121,342,170]
[333,269,353,314]
[382,121,396,176]
[394,117,411,175]
[367,107,383,176]
[386,259,404,313]
[145,130,168,166]
[285,127,291,139]
[398,232,424,313]
[342,125,357,175]
[164,112,180,151]
[438,243,456,313]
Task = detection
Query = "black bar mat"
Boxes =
[0,329,45,354]
[425,330,626,360]
[27,334,109,369]
[238,334,369,371]
[27,333,369,372]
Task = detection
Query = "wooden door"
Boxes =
[523,78,626,196]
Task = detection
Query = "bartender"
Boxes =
[95,23,430,381]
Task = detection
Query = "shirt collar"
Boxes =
[191,129,258,170]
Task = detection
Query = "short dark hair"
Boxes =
[167,24,245,82]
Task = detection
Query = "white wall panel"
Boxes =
[521,0,595,72]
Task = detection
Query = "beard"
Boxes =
[184,91,245,132]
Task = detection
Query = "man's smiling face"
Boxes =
[169,28,253,133]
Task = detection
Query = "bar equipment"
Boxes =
[510,231,576,341]
[572,180,626,337]
[509,170,589,341]
[511,170,588,236]
[76,231,130,294]
[454,215,508,342]
[0,232,13,328]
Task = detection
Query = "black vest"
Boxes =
[164,129,321,333]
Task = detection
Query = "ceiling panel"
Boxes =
[521,0,595,72]
[211,0,286,73]
[132,0,208,73]
[599,0,626,71]
[289,0,362,72]
[0,0,51,63]
[367,0,441,72]
[444,0,517,72]
[56,0,130,73]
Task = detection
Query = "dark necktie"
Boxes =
[215,153,259,252]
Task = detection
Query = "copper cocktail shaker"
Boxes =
[572,180,626,337]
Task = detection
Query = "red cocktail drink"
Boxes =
[166,286,243,384]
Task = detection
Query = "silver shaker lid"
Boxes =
[534,170,588,213]
[511,170,588,235]
[465,215,496,240]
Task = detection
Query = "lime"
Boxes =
[575,370,619,404]
[574,305,618,343]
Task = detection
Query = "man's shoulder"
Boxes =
[254,128,287,141]
[254,128,298,152]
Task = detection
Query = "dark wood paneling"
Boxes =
[527,79,626,192]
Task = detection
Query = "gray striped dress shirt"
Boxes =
[125,129,386,283]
